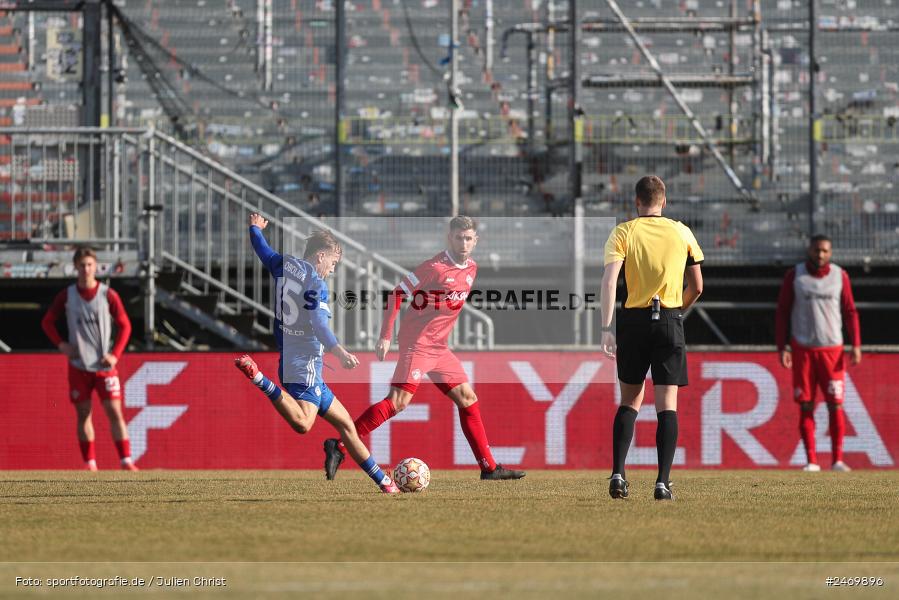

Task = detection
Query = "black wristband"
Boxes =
[601,325,614,332]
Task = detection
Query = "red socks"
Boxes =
[114,439,132,460]
[338,398,399,453]
[801,404,847,466]
[79,440,96,462]
[829,405,846,464]
[799,408,817,465]
[342,398,498,474]
[80,439,133,468]
[458,401,497,472]
[355,398,397,437]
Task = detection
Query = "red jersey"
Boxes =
[41,282,132,367]
[775,261,860,351]
[379,250,477,350]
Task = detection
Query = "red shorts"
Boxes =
[68,364,123,404]
[391,347,469,395]
[791,342,845,405]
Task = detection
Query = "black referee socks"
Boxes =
[656,410,679,485]
[612,405,639,478]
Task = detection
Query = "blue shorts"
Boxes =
[278,356,335,415]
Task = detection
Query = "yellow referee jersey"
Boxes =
[603,216,704,309]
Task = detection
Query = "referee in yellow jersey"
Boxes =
[600,175,704,500]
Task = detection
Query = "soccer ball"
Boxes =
[393,457,430,493]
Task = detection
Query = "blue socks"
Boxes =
[251,372,282,403]
[251,371,389,487]
[359,455,390,486]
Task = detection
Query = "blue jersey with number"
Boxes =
[249,226,339,360]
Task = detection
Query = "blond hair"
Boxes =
[304,229,342,259]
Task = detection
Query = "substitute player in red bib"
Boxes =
[324,216,525,481]
[776,234,861,472]
[41,247,137,471]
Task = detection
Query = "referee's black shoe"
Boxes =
[323,438,345,480]
[480,465,526,480]
[654,482,674,501]
[609,475,628,499]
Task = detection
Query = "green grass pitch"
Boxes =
[1,470,897,598]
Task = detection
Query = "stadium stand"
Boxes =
[77,0,894,262]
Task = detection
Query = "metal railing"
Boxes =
[0,127,494,350]
[0,128,139,243]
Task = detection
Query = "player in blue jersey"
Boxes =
[234,213,400,493]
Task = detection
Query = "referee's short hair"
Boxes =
[635,175,666,207]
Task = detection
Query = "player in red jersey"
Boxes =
[776,235,861,472]
[324,216,525,481]
[41,247,137,471]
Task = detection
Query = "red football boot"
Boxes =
[234,354,260,380]
[379,478,401,494]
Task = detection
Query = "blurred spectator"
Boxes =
[715,212,739,248]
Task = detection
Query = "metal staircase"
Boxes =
[0,126,494,350]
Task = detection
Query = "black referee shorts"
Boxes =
[615,307,688,386]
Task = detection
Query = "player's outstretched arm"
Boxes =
[248,213,282,272]
[249,213,268,230]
